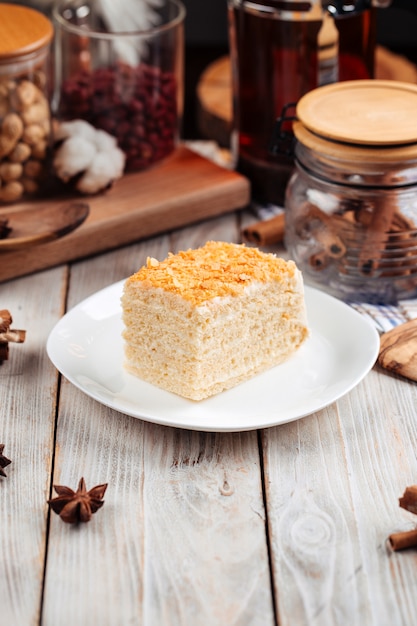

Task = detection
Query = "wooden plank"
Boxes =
[0,266,67,624]
[140,427,274,625]
[43,215,275,624]
[336,372,417,624]
[263,369,417,626]
[263,405,370,626]
[0,146,250,283]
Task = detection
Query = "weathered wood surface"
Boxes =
[0,265,66,625]
[1,209,417,626]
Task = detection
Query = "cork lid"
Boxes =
[296,80,417,146]
[0,4,53,59]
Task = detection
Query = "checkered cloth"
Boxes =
[349,302,414,333]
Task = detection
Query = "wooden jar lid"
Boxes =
[296,80,417,146]
[293,120,417,164]
[0,3,53,59]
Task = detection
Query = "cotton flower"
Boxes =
[77,149,126,194]
[53,119,126,194]
[53,136,97,182]
[54,119,97,144]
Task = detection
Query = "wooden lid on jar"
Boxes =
[293,119,417,164]
[0,4,53,60]
[296,80,417,146]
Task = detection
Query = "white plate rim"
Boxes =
[46,280,380,432]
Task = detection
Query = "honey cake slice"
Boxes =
[121,241,309,401]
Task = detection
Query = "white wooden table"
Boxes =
[1,209,417,626]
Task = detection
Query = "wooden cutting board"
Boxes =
[0,145,250,283]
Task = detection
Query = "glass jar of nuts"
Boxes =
[284,80,417,304]
[0,3,53,204]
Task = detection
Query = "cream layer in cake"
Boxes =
[121,241,309,401]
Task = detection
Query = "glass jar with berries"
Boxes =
[52,0,186,174]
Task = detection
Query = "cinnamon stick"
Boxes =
[388,528,417,551]
[313,226,346,259]
[243,213,285,246]
[294,202,347,267]
[309,250,330,270]
[358,180,398,276]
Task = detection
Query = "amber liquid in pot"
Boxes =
[229,4,376,205]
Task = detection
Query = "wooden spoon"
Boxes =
[0,200,89,251]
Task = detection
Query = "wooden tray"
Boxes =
[0,146,250,283]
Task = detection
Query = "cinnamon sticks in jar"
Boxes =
[284,191,417,300]
[281,80,417,303]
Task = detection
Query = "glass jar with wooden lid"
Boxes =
[0,3,54,204]
[284,80,417,304]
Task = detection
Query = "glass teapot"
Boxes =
[228,0,417,205]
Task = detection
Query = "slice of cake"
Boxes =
[121,241,309,401]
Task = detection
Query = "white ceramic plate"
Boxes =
[47,280,380,432]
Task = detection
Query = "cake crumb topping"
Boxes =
[127,241,297,304]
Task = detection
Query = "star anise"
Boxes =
[0,444,11,477]
[48,477,108,524]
